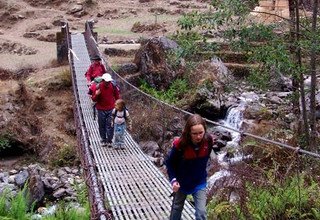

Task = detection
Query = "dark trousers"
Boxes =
[97,109,113,143]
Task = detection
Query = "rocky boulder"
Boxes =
[133,36,180,90]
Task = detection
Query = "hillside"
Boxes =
[0,0,211,168]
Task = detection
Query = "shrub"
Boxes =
[51,144,79,167]
[0,135,10,152]
[139,78,189,104]
[207,175,320,219]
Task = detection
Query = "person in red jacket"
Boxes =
[166,114,219,220]
[91,73,120,147]
[85,55,106,86]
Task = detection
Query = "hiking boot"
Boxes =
[100,140,108,147]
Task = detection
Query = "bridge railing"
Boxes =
[84,20,102,60]
[63,21,112,220]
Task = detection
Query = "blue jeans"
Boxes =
[114,123,126,147]
[170,188,207,220]
[97,109,113,143]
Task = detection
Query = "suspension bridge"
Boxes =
[58,21,320,220]
[61,21,195,220]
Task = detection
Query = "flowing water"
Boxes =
[207,56,260,189]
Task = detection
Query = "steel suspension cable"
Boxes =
[105,65,320,159]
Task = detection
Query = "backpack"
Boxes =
[88,77,119,97]
[174,133,216,157]
[113,107,127,120]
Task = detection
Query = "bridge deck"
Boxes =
[70,32,195,219]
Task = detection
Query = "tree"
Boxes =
[175,0,319,149]
[308,0,319,149]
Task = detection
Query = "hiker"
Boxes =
[85,55,106,86]
[91,73,120,147]
[166,114,219,220]
[87,76,103,120]
[111,99,132,149]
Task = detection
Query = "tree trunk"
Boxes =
[309,0,318,149]
[288,0,300,116]
[288,0,310,146]
[295,0,310,146]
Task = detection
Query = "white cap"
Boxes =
[101,73,113,82]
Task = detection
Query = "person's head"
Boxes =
[91,55,101,63]
[182,114,206,145]
[101,73,113,83]
[115,99,125,111]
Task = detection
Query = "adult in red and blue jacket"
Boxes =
[166,114,217,220]
[92,73,120,147]
[85,55,106,85]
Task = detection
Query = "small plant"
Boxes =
[0,135,10,151]
[170,31,202,60]
[73,182,88,206]
[0,184,34,220]
[139,79,189,104]
[51,144,78,167]
[42,201,90,220]
[59,69,72,87]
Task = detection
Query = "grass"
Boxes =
[0,185,34,220]
[95,27,136,36]
[207,175,320,219]
[0,182,90,220]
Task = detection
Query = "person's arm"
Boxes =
[111,109,115,127]
[85,65,93,84]
[166,145,181,192]
[101,64,107,74]
[126,110,132,130]
[88,83,96,96]
[91,86,101,102]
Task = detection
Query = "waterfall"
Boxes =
[208,92,259,189]
[223,104,245,148]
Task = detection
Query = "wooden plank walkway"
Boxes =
[70,32,195,219]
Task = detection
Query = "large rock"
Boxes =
[133,37,180,90]
[28,169,45,207]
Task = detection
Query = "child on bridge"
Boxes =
[85,55,106,86]
[111,99,132,149]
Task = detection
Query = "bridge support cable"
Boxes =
[103,53,320,160]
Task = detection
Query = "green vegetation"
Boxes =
[162,1,320,219]
[0,182,90,219]
[0,185,33,220]
[0,135,10,152]
[139,78,189,104]
[207,175,320,219]
[170,31,202,60]
[45,69,72,91]
[174,0,320,147]
[59,69,72,88]
[42,201,90,220]
[51,143,79,167]
[95,27,135,35]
